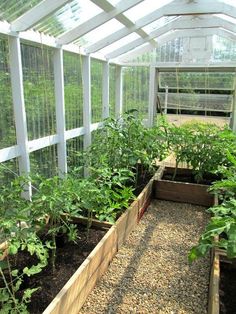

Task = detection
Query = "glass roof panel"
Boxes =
[215,14,236,24]
[123,0,174,23]
[75,19,124,47]
[99,33,140,55]
[34,0,102,37]
[0,0,42,22]
[220,0,236,7]
[108,0,120,5]
[143,16,178,34]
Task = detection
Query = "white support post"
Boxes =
[102,62,109,119]
[230,75,236,132]
[9,36,31,198]
[82,55,92,149]
[164,86,168,114]
[115,65,123,118]
[54,48,67,177]
[148,66,157,127]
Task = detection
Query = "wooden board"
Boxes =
[208,250,220,314]
[43,226,117,314]
[115,200,139,249]
[154,179,214,206]
[69,216,113,230]
[43,169,161,313]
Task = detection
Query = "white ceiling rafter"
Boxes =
[11,0,70,32]
[87,0,236,54]
[57,0,144,45]
[107,15,236,59]
[117,28,236,63]
[90,0,157,49]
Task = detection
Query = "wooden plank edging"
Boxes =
[42,169,159,313]
[43,226,117,314]
[208,249,220,314]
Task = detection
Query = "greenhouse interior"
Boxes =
[0,0,236,313]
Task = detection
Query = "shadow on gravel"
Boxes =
[103,205,158,313]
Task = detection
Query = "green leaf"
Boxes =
[0,289,10,302]
[0,260,8,270]
[22,288,39,303]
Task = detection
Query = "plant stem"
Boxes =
[0,267,18,310]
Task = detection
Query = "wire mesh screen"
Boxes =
[0,158,19,185]
[109,64,116,118]
[158,92,233,112]
[21,43,56,140]
[30,145,58,177]
[123,66,149,118]
[91,59,103,123]
[64,51,83,130]
[159,72,235,90]
[0,37,16,149]
[67,136,84,172]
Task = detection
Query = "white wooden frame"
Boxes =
[1,0,236,176]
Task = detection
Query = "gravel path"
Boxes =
[80,200,210,314]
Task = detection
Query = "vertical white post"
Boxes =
[164,85,168,114]
[102,61,109,119]
[148,66,157,127]
[82,55,92,149]
[230,84,236,132]
[9,36,31,199]
[115,65,123,118]
[54,48,67,177]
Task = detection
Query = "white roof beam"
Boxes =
[57,0,144,45]
[117,28,236,63]
[90,0,157,49]
[87,0,225,53]
[107,15,236,59]
[11,0,70,32]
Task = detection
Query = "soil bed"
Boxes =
[220,261,236,313]
[80,200,210,314]
[163,168,219,185]
[1,225,106,314]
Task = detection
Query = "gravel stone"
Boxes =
[79,200,210,314]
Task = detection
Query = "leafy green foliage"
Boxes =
[0,176,49,313]
[168,122,236,182]
[82,111,168,188]
[209,152,236,200]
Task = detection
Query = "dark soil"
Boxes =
[220,261,236,314]
[1,226,106,314]
[163,169,219,185]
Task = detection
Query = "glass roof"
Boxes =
[99,33,141,56]
[0,0,42,22]
[123,0,174,23]
[34,0,102,37]
[75,19,124,47]
[0,0,235,64]
[142,16,178,34]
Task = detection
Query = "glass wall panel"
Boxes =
[0,37,16,149]
[67,136,84,172]
[30,145,57,178]
[21,43,56,140]
[64,52,83,130]
[91,59,103,123]
[109,65,116,118]
[0,158,19,185]
[123,66,149,118]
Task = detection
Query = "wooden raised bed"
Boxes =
[208,249,220,314]
[154,167,214,206]
[42,168,163,314]
[208,248,235,314]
